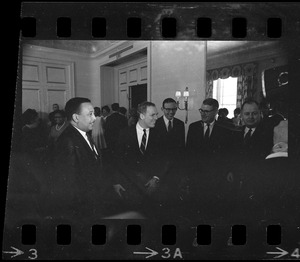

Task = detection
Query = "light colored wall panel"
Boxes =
[119,89,128,108]
[46,89,68,112]
[140,65,147,81]
[129,69,138,83]
[22,88,41,113]
[119,71,127,85]
[22,64,39,82]
[46,66,67,84]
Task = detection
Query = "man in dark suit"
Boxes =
[155,98,185,158]
[49,97,113,222]
[186,98,234,219]
[104,103,128,154]
[235,99,274,161]
[112,101,169,216]
[231,99,275,222]
[154,98,186,203]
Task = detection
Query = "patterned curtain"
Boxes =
[206,63,257,107]
[205,71,213,98]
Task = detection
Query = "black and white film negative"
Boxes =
[2,2,300,260]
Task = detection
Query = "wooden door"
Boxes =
[22,58,74,119]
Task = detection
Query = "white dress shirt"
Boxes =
[244,126,256,138]
[136,122,149,149]
[73,125,98,155]
[204,120,215,137]
[163,115,173,131]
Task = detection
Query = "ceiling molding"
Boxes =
[207,41,287,70]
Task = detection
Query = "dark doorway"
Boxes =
[129,84,147,109]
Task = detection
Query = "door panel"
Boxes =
[22,88,42,113]
[117,60,147,109]
[46,89,68,112]
[22,59,74,119]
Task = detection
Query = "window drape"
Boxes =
[206,63,257,108]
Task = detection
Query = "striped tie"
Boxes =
[140,129,147,154]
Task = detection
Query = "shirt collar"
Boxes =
[204,120,215,127]
[245,126,256,134]
[137,122,149,132]
[73,125,88,137]
[163,115,173,126]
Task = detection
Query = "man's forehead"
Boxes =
[201,104,214,109]
[243,103,259,111]
[80,102,93,111]
[146,106,157,113]
[164,102,176,108]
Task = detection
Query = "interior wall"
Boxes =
[150,41,207,126]
[22,44,97,108]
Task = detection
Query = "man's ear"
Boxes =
[140,113,145,120]
[72,113,79,123]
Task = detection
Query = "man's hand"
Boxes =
[113,184,126,197]
[145,177,159,194]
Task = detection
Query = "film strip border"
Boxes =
[20,2,300,40]
[4,221,300,259]
[20,224,283,246]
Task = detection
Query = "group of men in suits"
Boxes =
[49,95,292,223]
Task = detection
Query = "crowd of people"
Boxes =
[13,96,298,227]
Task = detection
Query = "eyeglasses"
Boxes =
[199,109,215,114]
[163,108,177,112]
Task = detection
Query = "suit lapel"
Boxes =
[128,126,142,155]
[70,125,98,160]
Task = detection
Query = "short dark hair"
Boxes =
[203,98,219,110]
[94,107,101,117]
[111,103,119,111]
[162,98,176,108]
[137,101,156,118]
[241,98,260,111]
[101,105,110,113]
[234,108,241,115]
[22,108,38,125]
[119,106,127,115]
[223,108,229,116]
[65,97,91,121]
[54,109,66,118]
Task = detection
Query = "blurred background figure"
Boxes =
[217,108,234,129]
[231,107,243,127]
[47,110,69,160]
[21,108,48,158]
[101,105,111,121]
[128,107,138,127]
[119,106,127,117]
[104,103,128,154]
[92,106,107,153]
[48,103,60,127]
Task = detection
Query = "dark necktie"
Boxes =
[140,129,147,154]
[86,132,99,158]
[204,123,210,141]
[168,120,172,132]
[244,128,252,145]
